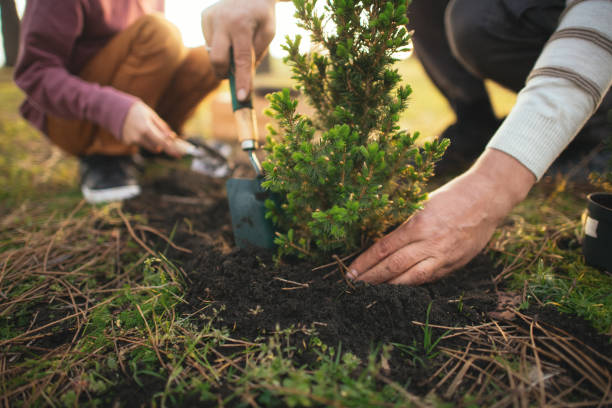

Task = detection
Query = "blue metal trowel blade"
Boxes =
[226,177,275,249]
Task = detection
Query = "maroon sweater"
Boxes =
[14,0,165,140]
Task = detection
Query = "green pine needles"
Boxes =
[262,0,448,259]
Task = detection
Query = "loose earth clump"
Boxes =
[123,163,611,403]
[180,246,501,392]
[182,247,496,359]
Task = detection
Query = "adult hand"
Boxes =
[201,0,277,101]
[121,101,182,157]
[348,149,536,285]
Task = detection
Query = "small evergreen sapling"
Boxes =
[262,0,448,259]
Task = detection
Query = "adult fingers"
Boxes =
[253,15,276,64]
[355,242,431,285]
[388,258,446,286]
[348,222,418,280]
[201,9,215,44]
[230,27,255,101]
[207,25,232,79]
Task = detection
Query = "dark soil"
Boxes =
[123,163,612,403]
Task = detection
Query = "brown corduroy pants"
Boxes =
[47,13,220,157]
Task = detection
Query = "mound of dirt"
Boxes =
[125,164,611,399]
[181,246,496,357]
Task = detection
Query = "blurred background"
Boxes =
[0,0,515,144]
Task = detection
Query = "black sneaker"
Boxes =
[79,155,141,204]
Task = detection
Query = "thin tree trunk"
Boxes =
[1,0,20,67]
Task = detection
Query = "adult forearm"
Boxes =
[487,0,612,180]
[466,148,535,212]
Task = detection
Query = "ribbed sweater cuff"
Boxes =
[486,106,569,181]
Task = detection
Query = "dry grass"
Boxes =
[488,185,612,334]
[416,311,612,407]
[0,196,257,406]
[1,201,156,404]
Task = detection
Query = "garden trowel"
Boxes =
[174,138,231,178]
[225,61,275,249]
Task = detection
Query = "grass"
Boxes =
[1,56,611,407]
[231,334,415,407]
[0,69,79,209]
[431,314,612,406]
[392,303,450,367]
[489,187,612,334]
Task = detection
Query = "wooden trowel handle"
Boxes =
[229,51,258,151]
[233,108,259,151]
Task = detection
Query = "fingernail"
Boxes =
[347,269,358,280]
[237,88,247,101]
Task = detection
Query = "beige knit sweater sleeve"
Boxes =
[486,0,612,180]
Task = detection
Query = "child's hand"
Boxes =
[121,101,183,157]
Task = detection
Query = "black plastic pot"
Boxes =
[582,192,612,271]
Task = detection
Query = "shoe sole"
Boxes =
[82,185,142,204]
